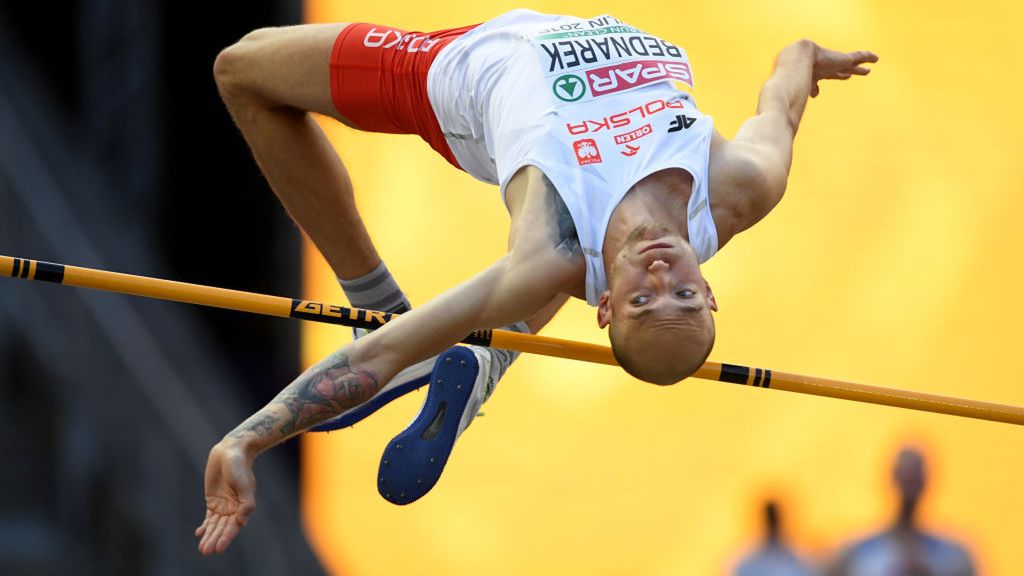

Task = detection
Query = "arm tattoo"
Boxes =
[541,175,582,259]
[228,350,379,440]
[228,414,276,439]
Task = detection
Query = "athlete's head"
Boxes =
[597,223,717,385]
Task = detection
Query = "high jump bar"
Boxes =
[4,254,1023,427]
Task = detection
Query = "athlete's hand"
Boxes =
[196,440,256,556]
[810,45,878,97]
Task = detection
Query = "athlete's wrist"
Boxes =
[217,431,263,464]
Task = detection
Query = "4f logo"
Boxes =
[573,139,602,165]
[553,74,586,102]
[668,114,696,132]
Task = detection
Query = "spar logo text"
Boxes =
[588,60,692,97]
[566,98,686,135]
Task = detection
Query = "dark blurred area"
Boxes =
[824,447,976,576]
[734,500,811,576]
[1,1,326,574]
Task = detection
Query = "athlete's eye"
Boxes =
[676,289,696,299]
[630,295,650,306]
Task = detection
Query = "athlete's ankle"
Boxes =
[338,260,411,314]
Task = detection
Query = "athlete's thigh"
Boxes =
[231,23,352,123]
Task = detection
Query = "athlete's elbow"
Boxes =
[734,153,790,221]
[486,253,566,329]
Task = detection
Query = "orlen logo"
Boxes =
[573,139,602,165]
[587,60,693,97]
[614,123,652,145]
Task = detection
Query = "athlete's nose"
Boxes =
[648,259,670,272]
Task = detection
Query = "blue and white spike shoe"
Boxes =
[376,345,495,505]
[310,328,432,432]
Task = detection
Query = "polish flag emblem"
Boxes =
[573,139,602,165]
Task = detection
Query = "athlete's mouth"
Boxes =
[639,242,673,255]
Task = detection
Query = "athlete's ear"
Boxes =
[705,281,718,312]
[597,291,612,328]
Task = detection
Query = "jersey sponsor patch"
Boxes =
[668,114,697,132]
[588,60,692,97]
[531,15,692,104]
[573,138,603,165]
[620,144,641,157]
[613,123,653,145]
[552,74,586,102]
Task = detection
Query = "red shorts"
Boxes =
[330,22,478,170]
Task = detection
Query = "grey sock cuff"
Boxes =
[338,261,410,314]
[479,321,530,404]
[507,320,531,335]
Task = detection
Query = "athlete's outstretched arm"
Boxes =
[196,259,577,557]
[748,40,878,154]
[196,169,583,556]
[712,41,877,236]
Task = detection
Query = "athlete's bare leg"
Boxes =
[213,23,378,279]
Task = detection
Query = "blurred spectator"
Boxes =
[734,500,812,576]
[826,447,976,576]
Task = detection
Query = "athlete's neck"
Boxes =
[603,169,694,268]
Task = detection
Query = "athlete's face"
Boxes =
[597,224,718,384]
[598,223,718,329]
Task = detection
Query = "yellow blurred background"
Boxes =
[300,1,1024,574]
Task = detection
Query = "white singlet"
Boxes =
[427,10,718,305]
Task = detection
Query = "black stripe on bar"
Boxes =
[753,368,762,387]
[11,258,21,277]
[763,369,772,389]
[20,260,30,278]
[33,261,65,283]
[463,329,493,347]
[719,363,750,385]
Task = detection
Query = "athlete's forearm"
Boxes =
[361,254,568,370]
[220,344,378,458]
[219,253,568,456]
[758,40,816,134]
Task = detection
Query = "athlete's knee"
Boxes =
[213,27,278,103]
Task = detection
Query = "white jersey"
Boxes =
[427,10,718,305]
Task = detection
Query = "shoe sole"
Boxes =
[377,346,478,505]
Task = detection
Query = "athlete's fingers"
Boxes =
[835,72,852,80]
[850,50,879,64]
[201,515,228,556]
[198,516,212,552]
[198,516,214,554]
[851,66,871,75]
[210,514,233,554]
[195,510,213,538]
[216,518,243,554]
